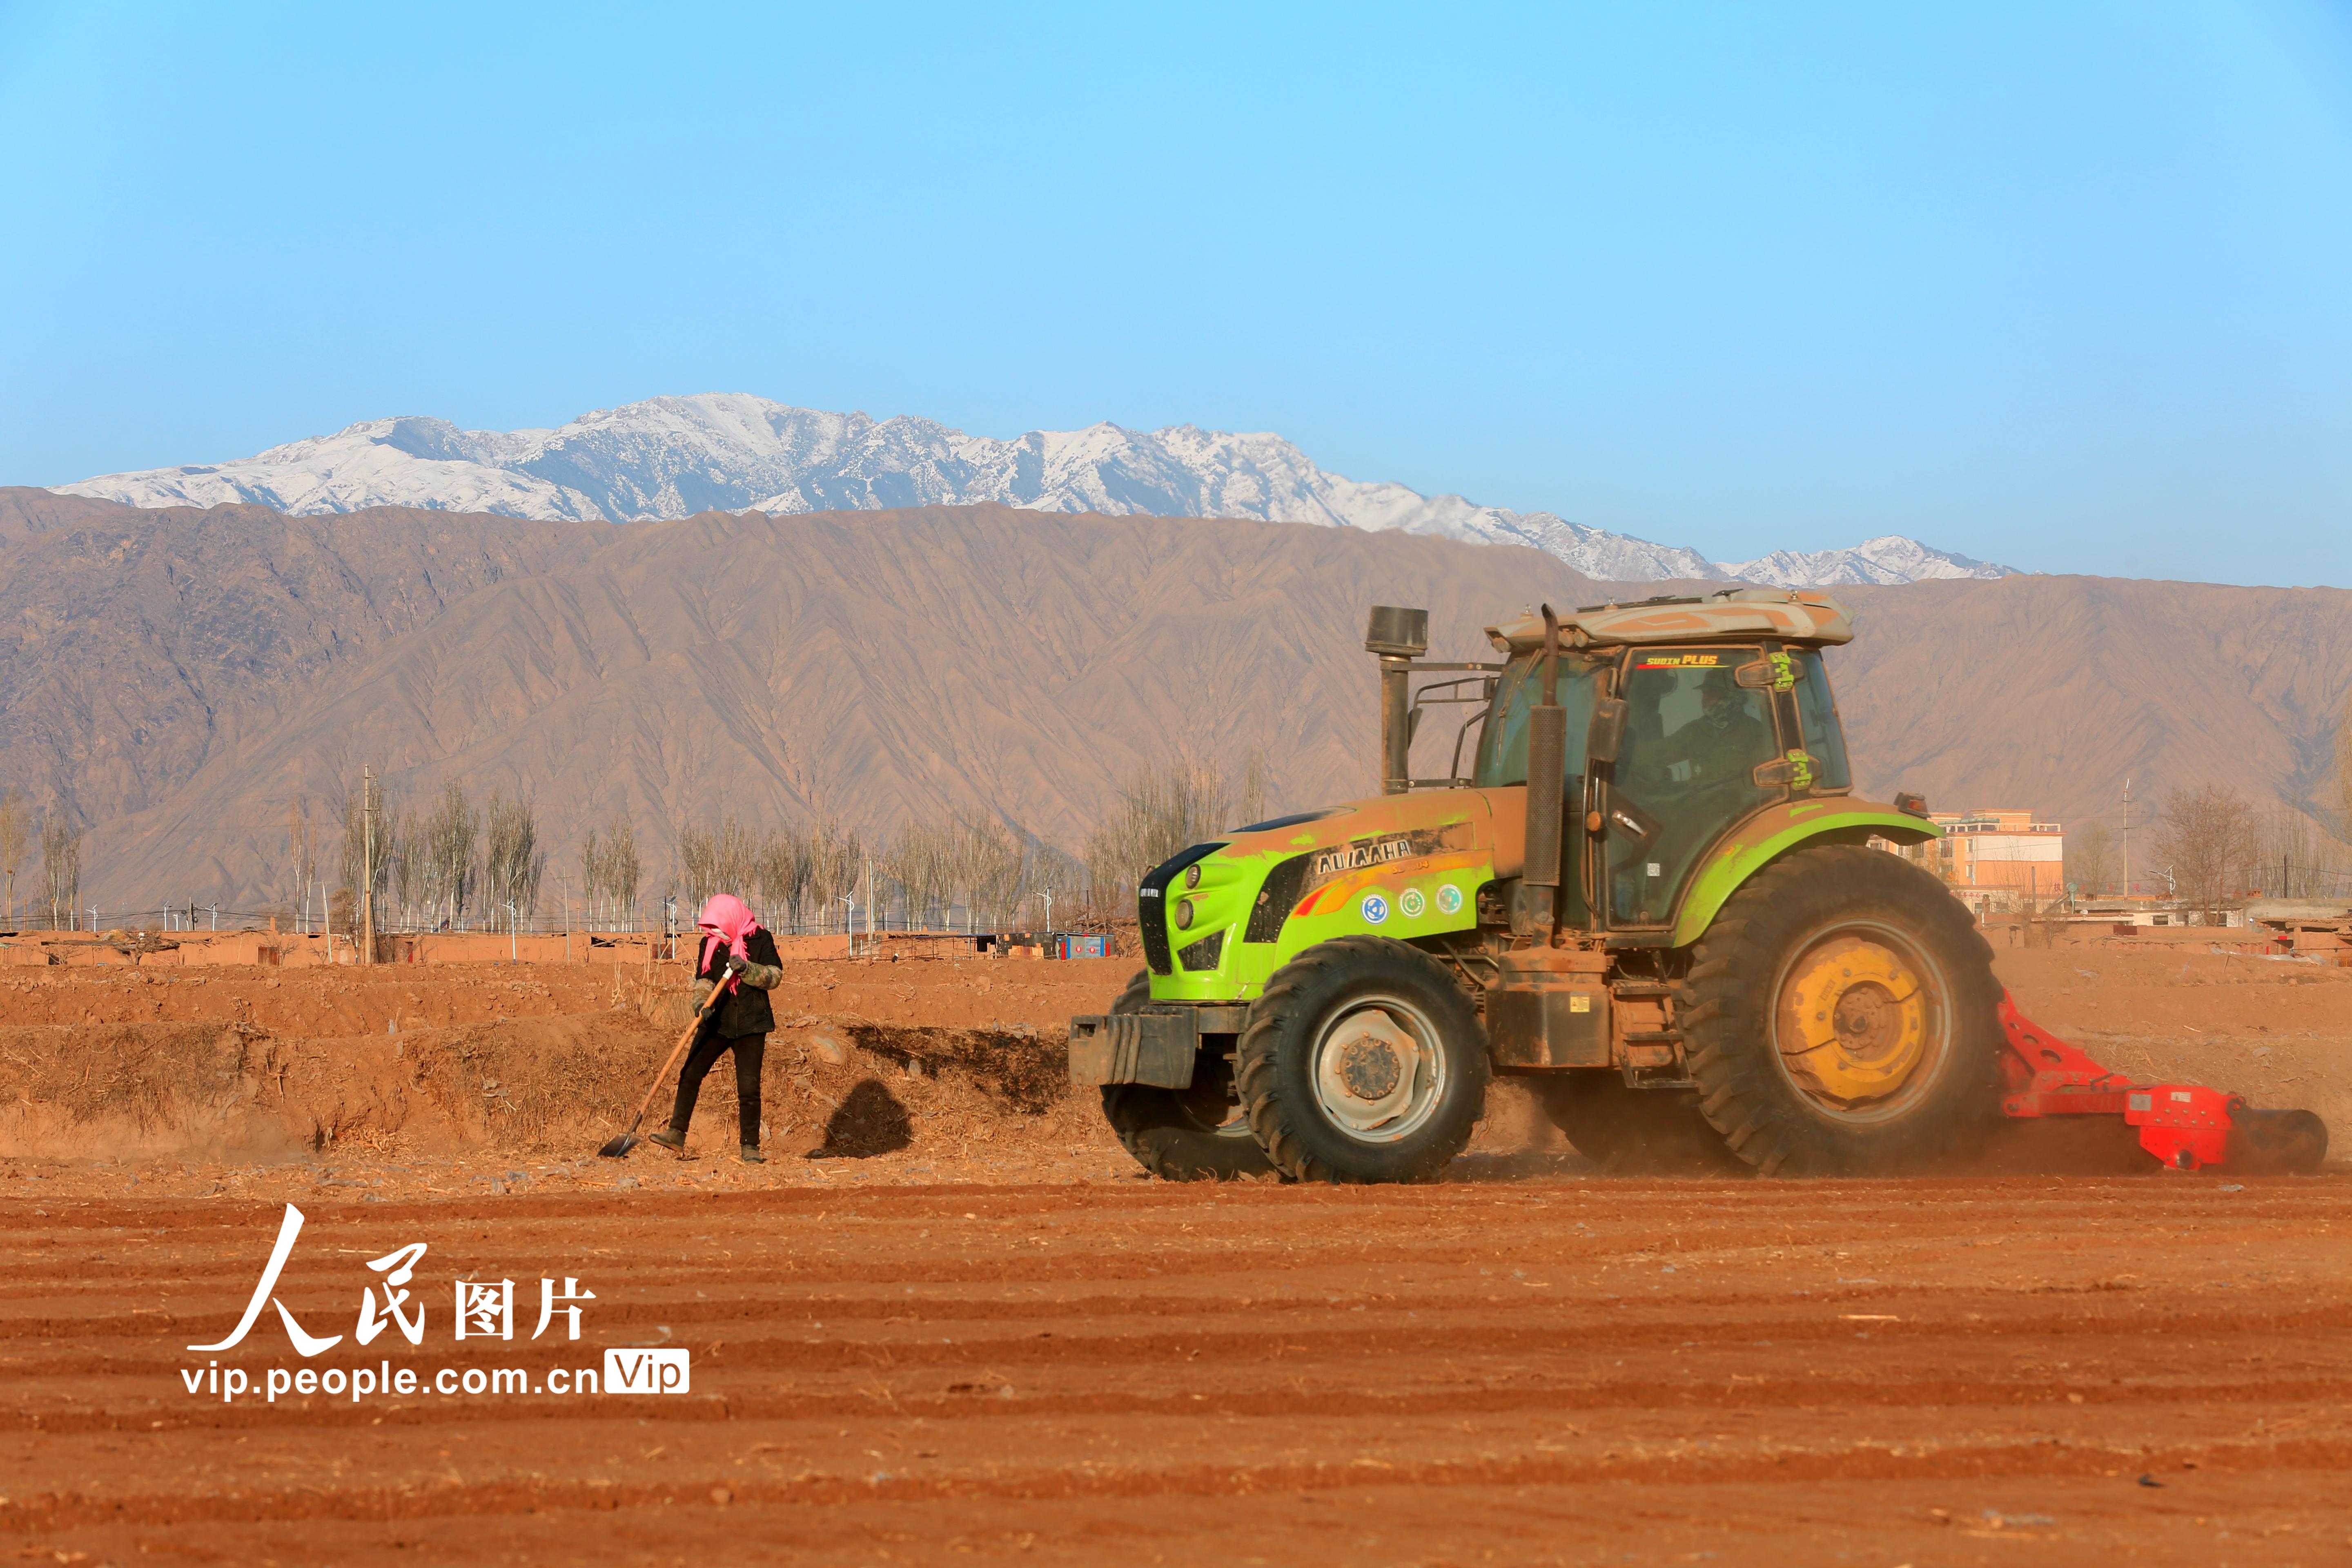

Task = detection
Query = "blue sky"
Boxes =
[2,1,2348,583]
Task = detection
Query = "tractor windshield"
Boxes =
[1472,651,1602,788]
[1790,648,1853,790]
[1607,648,1782,926]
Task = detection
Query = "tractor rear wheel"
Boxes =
[1678,845,2002,1176]
[1534,1073,1748,1175]
[1236,936,1488,1183]
[1099,971,1275,1183]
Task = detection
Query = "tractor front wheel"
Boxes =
[1236,936,1488,1183]
[1099,971,1275,1183]
[1678,845,2002,1176]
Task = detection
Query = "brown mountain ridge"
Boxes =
[0,489,2344,910]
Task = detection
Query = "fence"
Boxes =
[11,898,1125,942]
[0,922,1136,969]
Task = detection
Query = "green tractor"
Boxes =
[1069,589,2001,1183]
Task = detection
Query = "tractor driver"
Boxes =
[1609,664,1779,922]
[1641,666,1776,796]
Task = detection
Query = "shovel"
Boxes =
[598,975,733,1158]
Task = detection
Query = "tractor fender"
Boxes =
[1669,799,1939,948]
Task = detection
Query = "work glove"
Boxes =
[724,954,748,978]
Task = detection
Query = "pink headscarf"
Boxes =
[696,893,762,991]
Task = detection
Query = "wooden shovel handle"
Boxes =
[624,985,726,1127]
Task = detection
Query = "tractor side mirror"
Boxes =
[1751,753,1817,790]
[1735,653,1795,691]
[1586,698,1628,764]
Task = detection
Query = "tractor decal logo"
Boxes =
[1436,884,1463,915]
[1310,836,1417,880]
[1300,826,1463,897]
[1361,893,1389,924]
[1399,887,1427,918]
[1636,653,1722,668]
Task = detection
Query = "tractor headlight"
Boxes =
[1184,864,1202,889]
[1175,898,1195,930]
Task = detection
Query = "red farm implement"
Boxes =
[1998,993,2328,1174]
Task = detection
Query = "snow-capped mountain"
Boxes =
[55,394,2016,586]
[1719,536,2015,586]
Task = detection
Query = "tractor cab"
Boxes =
[1384,590,1871,943]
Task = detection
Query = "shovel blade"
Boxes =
[598,1130,640,1159]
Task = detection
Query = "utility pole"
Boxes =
[2120,778,2134,898]
[361,765,376,965]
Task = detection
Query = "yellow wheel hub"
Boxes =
[1775,935,1929,1107]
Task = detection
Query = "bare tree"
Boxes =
[877,826,924,931]
[1082,747,1230,916]
[284,797,317,933]
[1022,840,1084,931]
[958,811,1022,931]
[0,788,24,927]
[2065,820,2115,898]
[41,809,80,931]
[677,816,757,914]
[719,817,756,899]
[916,817,956,928]
[755,826,807,933]
[578,827,603,927]
[608,817,643,930]
[580,815,644,931]
[2152,784,2257,924]
[802,819,859,933]
[482,790,546,933]
[419,781,478,930]
[2250,809,2348,900]
[335,777,391,924]
[675,822,713,914]
[930,819,960,927]
[2333,703,2352,844]
[1236,746,1269,829]
[380,806,417,930]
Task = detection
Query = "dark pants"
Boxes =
[668,1030,766,1147]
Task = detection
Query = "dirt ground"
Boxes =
[2,940,2348,1564]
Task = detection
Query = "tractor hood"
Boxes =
[1142,786,1528,998]
[1213,786,1528,880]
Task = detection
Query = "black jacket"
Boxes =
[693,927,783,1038]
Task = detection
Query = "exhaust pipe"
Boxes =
[1365,606,1430,795]
[1516,604,1565,940]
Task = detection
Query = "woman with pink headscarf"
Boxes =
[650,893,784,1162]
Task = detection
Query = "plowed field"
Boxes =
[5,1175,2349,1566]
[2,938,2349,1565]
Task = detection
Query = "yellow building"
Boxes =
[1931,808,2065,896]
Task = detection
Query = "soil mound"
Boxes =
[0,1008,1082,1166]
